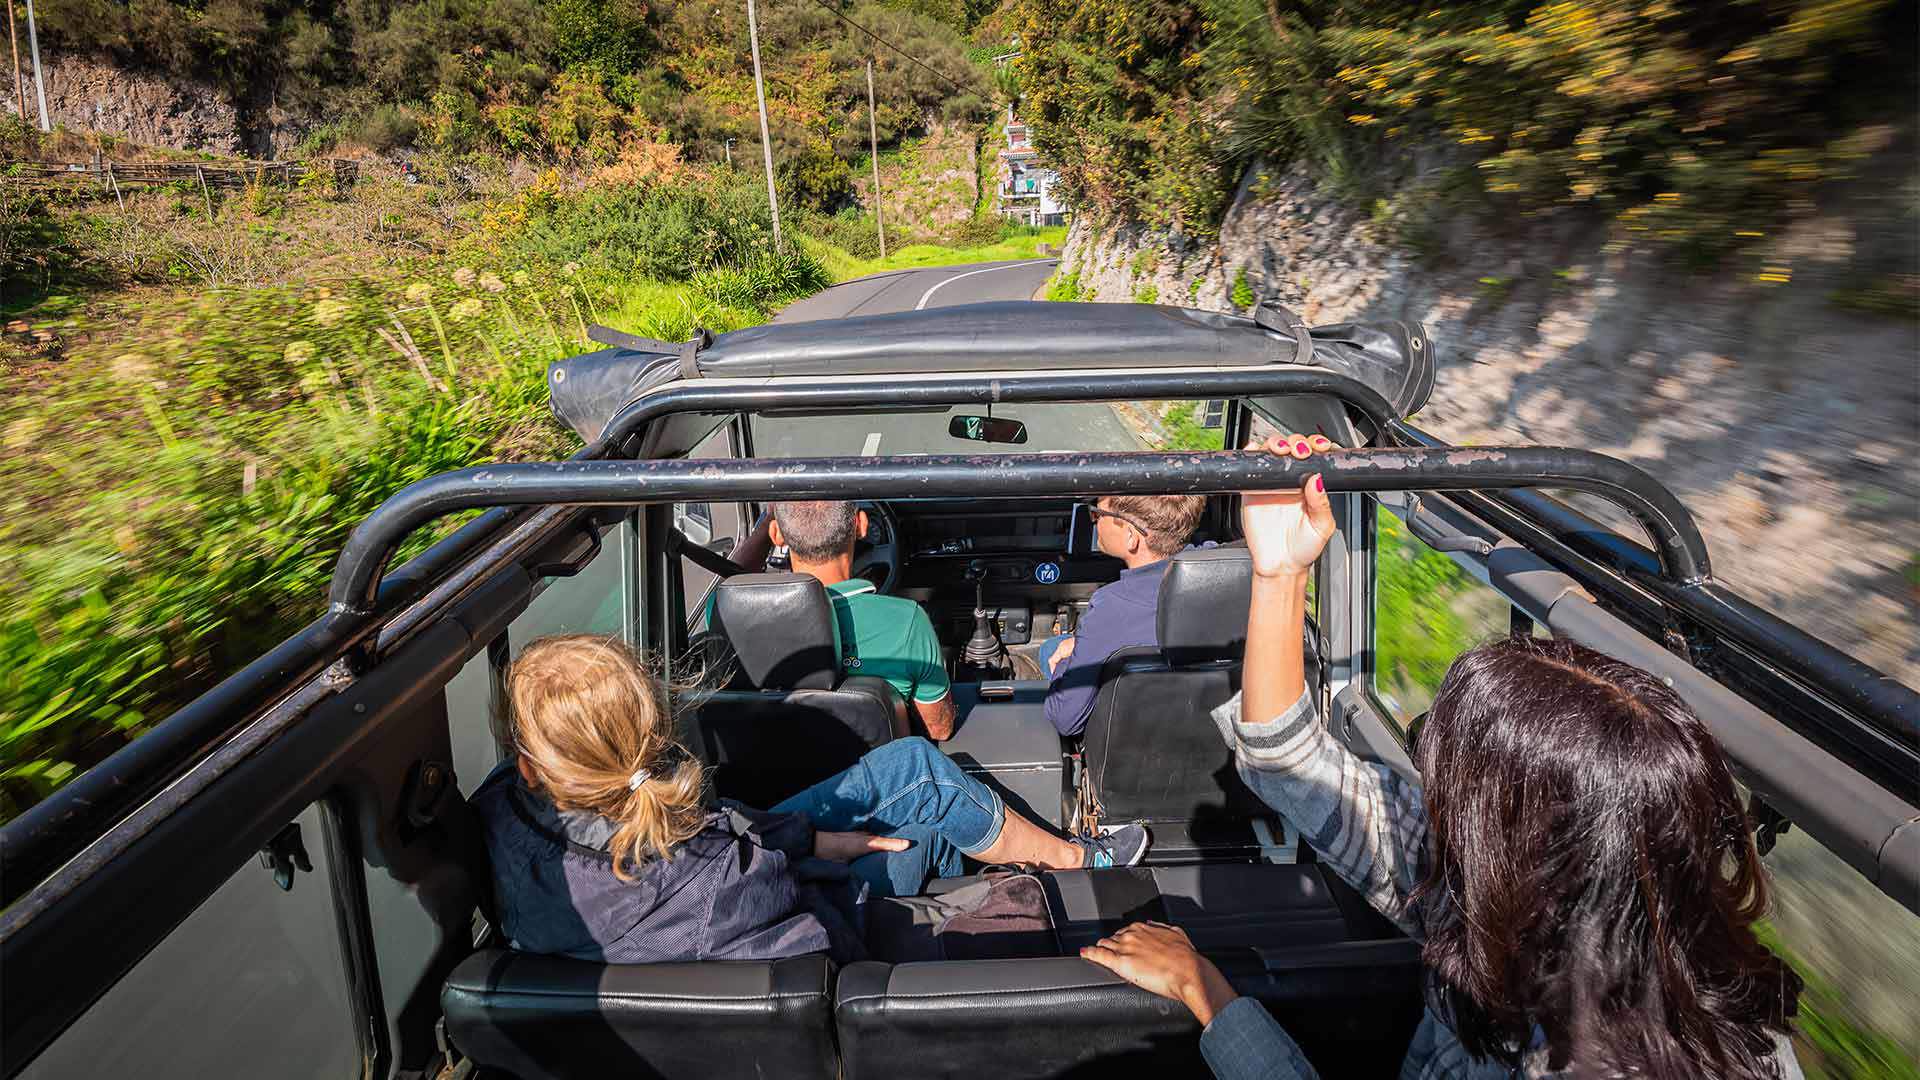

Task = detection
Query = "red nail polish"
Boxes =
[1313,475,1325,493]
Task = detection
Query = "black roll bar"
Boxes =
[588,367,1402,459]
[326,447,1712,617]
[1388,422,1919,750]
[3,366,1396,907]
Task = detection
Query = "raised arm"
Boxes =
[1239,433,1337,727]
[1223,433,1429,934]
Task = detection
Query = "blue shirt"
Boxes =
[1043,556,1171,737]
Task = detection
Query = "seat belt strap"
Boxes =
[667,527,743,580]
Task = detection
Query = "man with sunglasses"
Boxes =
[1041,494,1208,737]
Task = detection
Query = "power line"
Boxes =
[800,0,975,98]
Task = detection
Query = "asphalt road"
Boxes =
[754,259,1146,456]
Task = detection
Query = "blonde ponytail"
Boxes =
[506,635,709,879]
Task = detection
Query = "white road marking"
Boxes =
[861,432,883,455]
[914,262,1037,310]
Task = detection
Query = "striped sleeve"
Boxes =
[1211,690,1429,938]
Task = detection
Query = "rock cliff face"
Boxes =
[26,51,310,156]
[30,51,244,154]
[1060,157,1919,687]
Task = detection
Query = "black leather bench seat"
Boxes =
[442,952,837,1080]
[836,863,1423,1079]
[441,854,1419,1079]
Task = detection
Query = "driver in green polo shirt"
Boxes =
[768,500,956,741]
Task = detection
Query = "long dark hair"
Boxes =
[1411,636,1800,1077]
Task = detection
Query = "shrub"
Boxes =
[513,171,780,281]
[1044,266,1084,301]
[947,212,1007,248]
[353,105,421,151]
[1230,267,1254,309]
[780,144,857,214]
[1011,0,1916,257]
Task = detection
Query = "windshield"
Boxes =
[752,403,1146,457]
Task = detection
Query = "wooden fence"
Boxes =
[4,157,358,195]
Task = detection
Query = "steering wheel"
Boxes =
[850,501,903,594]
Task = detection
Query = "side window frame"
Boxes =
[673,414,753,638]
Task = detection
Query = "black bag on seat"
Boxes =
[864,866,1056,962]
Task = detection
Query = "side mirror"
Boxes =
[949,415,1028,445]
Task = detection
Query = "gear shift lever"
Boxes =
[960,561,1009,677]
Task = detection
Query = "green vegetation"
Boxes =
[0,166,833,820]
[1011,0,1916,256]
[800,224,1067,282]
[1475,275,1515,305]
[37,0,992,174]
[1829,274,1920,321]
[1156,401,1224,451]
[1371,505,1506,722]
[1755,923,1920,1080]
[1133,283,1159,304]
[1230,267,1255,309]
[1044,264,1087,302]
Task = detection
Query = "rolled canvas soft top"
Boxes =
[546,299,1435,442]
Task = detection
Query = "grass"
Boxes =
[0,167,834,821]
[801,224,1068,283]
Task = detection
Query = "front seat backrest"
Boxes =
[1081,546,1276,823]
[1155,546,1255,665]
[712,573,843,690]
[689,573,902,807]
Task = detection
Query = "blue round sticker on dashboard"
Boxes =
[1034,562,1061,585]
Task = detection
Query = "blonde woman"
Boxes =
[473,634,1148,964]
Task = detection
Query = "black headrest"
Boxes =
[712,573,843,691]
[1156,546,1253,665]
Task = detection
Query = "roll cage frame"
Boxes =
[2,364,1916,1076]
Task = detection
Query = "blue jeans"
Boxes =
[770,737,1007,898]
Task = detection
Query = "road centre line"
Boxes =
[914,262,1036,310]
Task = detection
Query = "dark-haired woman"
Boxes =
[1080,434,1804,1079]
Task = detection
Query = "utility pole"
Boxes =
[865,59,886,260]
[23,0,46,131]
[7,1,26,123]
[745,0,782,253]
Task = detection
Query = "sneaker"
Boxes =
[1073,823,1150,869]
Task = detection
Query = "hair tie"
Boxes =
[627,767,652,791]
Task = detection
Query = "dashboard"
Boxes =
[869,498,1126,650]
[892,499,1120,591]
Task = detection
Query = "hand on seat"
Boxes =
[1242,434,1337,580]
[1079,921,1240,1027]
[814,830,913,862]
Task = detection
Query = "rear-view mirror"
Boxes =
[949,415,1028,445]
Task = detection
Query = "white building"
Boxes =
[996,111,1066,227]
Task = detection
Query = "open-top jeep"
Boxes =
[4,296,1913,1080]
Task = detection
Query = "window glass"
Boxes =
[512,519,634,654]
[1369,499,1510,726]
[1760,823,1920,1072]
[22,803,359,1079]
[1154,399,1227,451]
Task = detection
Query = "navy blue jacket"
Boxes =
[472,763,868,964]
